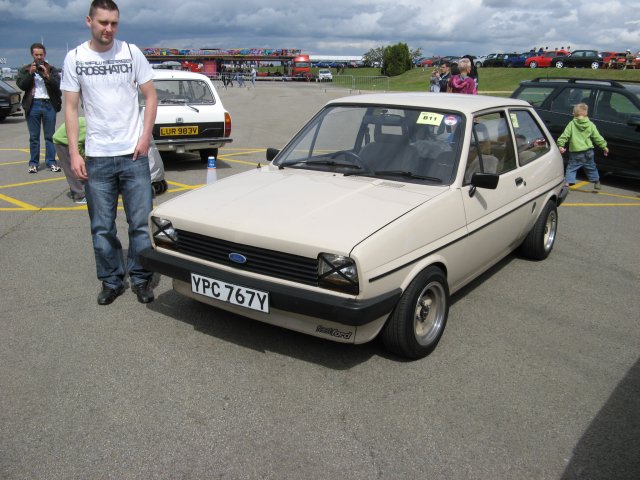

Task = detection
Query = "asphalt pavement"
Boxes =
[1,81,639,480]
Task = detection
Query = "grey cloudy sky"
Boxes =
[1,0,639,67]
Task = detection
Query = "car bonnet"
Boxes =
[153,167,445,256]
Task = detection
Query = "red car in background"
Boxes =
[600,52,626,68]
[525,50,569,68]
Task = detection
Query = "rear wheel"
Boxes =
[555,61,564,68]
[519,201,558,260]
[199,148,219,162]
[529,61,538,68]
[382,266,449,359]
[591,62,600,69]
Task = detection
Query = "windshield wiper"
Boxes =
[159,98,199,112]
[345,170,442,183]
[278,159,365,170]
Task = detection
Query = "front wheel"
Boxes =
[382,266,449,359]
[519,201,558,260]
[529,61,538,68]
[591,62,600,69]
[555,61,564,68]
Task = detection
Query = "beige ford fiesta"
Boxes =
[141,93,568,359]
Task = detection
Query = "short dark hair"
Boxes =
[30,42,46,54]
[89,0,119,17]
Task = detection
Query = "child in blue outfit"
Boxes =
[557,103,608,190]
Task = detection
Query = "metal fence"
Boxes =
[206,73,390,92]
[317,75,390,92]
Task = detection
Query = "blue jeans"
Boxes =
[565,149,599,184]
[85,154,153,289]
[27,99,57,167]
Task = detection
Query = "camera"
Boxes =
[35,61,45,72]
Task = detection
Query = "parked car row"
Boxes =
[477,49,639,69]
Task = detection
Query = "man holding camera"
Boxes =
[16,43,62,173]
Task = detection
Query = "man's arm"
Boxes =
[64,90,87,180]
[133,80,158,160]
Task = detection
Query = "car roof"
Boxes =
[519,77,640,91]
[326,92,531,116]
[152,70,212,81]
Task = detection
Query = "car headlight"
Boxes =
[151,216,178,249]
[318,253,359,294]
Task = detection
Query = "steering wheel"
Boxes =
[330,150,369,171]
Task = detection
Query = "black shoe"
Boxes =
[97,283,125,305]
[132,281,154,304]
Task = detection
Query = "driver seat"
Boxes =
[360,122,417,171]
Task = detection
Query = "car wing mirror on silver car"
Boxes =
[469,172,499,197]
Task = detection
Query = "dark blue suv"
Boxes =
[512,78,640,178]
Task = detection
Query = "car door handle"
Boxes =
[515,177,526,186]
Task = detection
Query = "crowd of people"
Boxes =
[429,55,479,94]
[219,65,257,88]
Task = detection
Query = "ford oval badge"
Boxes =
[229,253,247,264]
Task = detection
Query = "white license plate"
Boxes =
[191,273,269,313]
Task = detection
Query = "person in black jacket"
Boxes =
[430,61,451,93]
[16,43,62,173]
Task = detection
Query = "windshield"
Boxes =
[145,79,216,106]
[0,79,16,92]
[274,105,464,185]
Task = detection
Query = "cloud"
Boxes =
[1,0,638,67]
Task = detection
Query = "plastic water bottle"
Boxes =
[206,156,217,184]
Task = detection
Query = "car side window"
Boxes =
[508,110,551,165]
[464,112,516,183]
[550,87,592,114]
[594,91,638,123]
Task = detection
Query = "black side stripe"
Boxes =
[369,181,563,283]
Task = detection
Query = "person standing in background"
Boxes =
[61,0,158,306]
[447,58,477,94]
[16,43,62,173]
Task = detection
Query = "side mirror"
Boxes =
[469,172,499,197]
[266,147,280,162]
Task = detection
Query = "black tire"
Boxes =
[382,266,449,359]
[519,201,558,260]
[152,179,168,194]
[199,148,219,162]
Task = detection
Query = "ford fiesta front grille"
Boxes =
[175,230,319,286]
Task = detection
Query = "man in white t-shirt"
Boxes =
[61,0,158,306]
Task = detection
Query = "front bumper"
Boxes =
[153,137,233,152]
[140,247,401,326]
